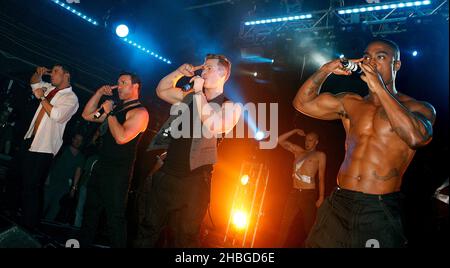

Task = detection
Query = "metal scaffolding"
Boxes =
[223,161,269,248]
[239,0,448,46]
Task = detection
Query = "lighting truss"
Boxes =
[223,161,269,248]
[336,0,432,15]
[244,13,313,26]
[239,9,335,46]
[334,0,447,36]
[239,0,448,45]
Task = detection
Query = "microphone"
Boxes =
[181,70,203,91]
[94,99,114,119]
[181,82,194,92]
[340,58,362,74]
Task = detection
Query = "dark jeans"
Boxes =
[277,188,317,247]
[133,169,211,248]
[305,187,408,248]
[20,138,53,229]
[79,160,132,248]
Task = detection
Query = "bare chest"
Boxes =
[343,101,397,139]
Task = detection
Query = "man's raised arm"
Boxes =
[293,59,359,120]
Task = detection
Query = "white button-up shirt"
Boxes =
[25,81,79,155]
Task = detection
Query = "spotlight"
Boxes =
[253,72,258,77]
[115,24,129,38]
[240,175,249,185]
[412,50,418,56]
[255,131,265,141]
[232,210,248,230]
[339,54,345,59]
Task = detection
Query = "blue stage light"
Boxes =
[50,0,172,65]
[50,0,98,26]
[244,13,312,26]
[121,38,172,64]
[337,0,432,15]
[115,24,129,38]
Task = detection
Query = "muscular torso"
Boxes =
[293,151,321,190]
[337,94,416,194]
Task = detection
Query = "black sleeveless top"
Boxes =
[98,103,145,165]
[162,93,228,176]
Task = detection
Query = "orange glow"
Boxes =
[232,210,248,230]
[240,174,249,185]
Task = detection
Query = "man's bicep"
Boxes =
[296,93,345,120]
[415,101,436,126]
[281,141,303,154]
[156,87,188,104]
[123,111,148,136]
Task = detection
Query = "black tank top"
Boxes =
[162,93,228,176]
[98,103,145,165]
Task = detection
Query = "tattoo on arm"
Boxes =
[298,70,331,105]
[303,87,316,98]
[311,71,328,86]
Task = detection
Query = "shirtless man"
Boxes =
[292,39,435,247]
[277,129,326,247]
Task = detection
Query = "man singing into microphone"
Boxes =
[80,72,149,248]
[20,64,78,230]
[292,39,435,247]
[135,54,241,247]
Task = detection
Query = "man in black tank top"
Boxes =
[79,72,149,248]
[134,54,241,247]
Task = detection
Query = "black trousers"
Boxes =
[20,138,53,229]
[277,188,317,247]
[133,169,211,248]
[305,187,408,248]
[79,160,132,248]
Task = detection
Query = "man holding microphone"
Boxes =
[20,64,78,230]
[135,54,241,247]
[80,72,148,248]
[292,39,436,247]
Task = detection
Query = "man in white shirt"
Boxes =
[20,64,79,229]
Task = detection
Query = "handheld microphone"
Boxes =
[181,70,203,91]
[340,58,362,74]
[94,100,114,119]
[181,82,194,92]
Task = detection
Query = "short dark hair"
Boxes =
[53,64,71,74]
[119,71,142,93]
[367,38,400,60]
[205,54,232,81]
[53,63,71,81]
